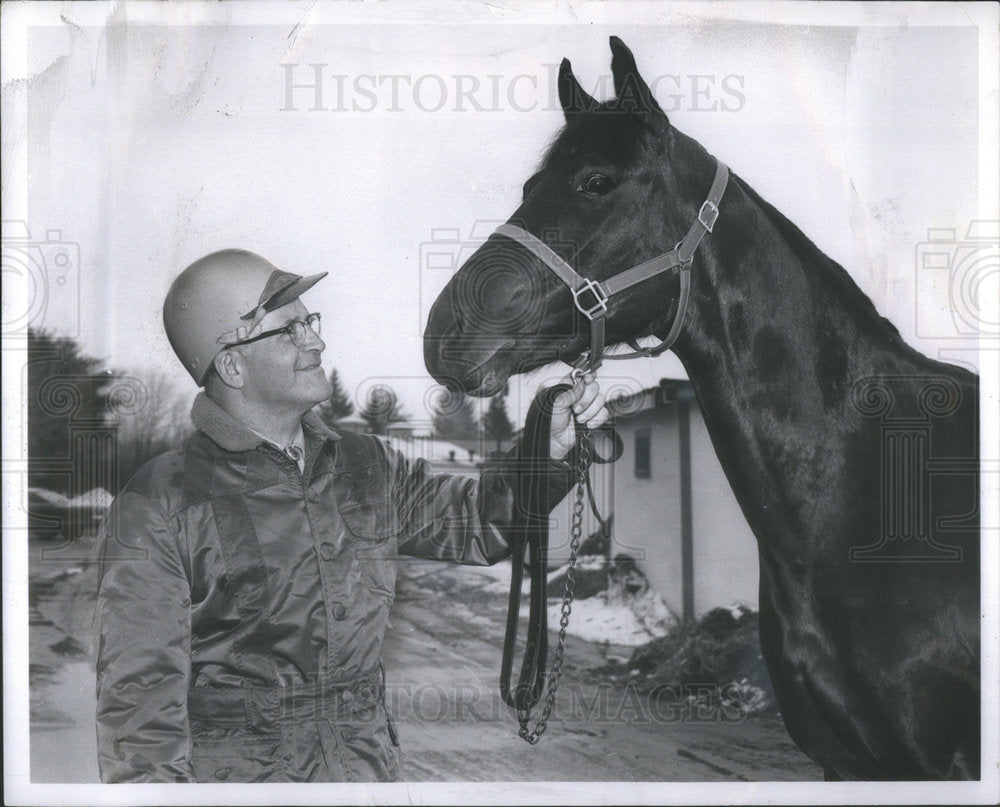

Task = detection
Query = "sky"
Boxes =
[4,0,996,432]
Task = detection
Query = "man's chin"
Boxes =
[297,366,331,390]
[310,377,334,406]
[280,375,332,414]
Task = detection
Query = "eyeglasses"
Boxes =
[222,312,322,348]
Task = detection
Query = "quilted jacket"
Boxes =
[95,393,575,782]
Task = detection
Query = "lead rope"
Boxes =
[516,429,592,744]
[500,382,622,743]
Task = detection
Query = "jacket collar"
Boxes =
[191,392,341,453]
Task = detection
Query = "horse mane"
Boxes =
[733,173,902,341]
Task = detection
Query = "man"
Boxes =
[95,249,607,783]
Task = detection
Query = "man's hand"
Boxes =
[549,372,609,461]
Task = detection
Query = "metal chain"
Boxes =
[517,429,592,744]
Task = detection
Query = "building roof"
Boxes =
[384,434,480,468]
[607,378,694,419]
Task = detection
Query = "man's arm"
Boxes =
[95,491,194,783]
[393,375,607,565]
[390,444,570,565]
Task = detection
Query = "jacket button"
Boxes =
[214,767,230,780]
[332,603,347,620]
[341,689,354,703]
[320,541,336,560]
[308,489,320,503]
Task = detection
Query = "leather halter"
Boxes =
[495,159,729,373]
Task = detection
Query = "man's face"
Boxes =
[236,299,333,415]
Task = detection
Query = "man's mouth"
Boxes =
[296,350,324,372]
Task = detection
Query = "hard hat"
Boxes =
[163,249,327,385]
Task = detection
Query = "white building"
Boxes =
[607,380,759,622]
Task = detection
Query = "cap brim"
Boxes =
[267,270,327,310]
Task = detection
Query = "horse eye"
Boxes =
[581,174,614,196]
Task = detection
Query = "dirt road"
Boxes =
[383,560,820,782]
[27,545,821,783]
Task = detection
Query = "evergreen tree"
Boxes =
[483,389,515,454]
[359,385,408,435]
[27,328,117,495]
[431,390,479,441]
[316,367,354,427]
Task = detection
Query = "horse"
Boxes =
[423,37,980,781]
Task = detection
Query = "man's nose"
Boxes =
[302,323,325,353]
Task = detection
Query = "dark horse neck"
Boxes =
[663,132,976,562]
[659,133,979,781]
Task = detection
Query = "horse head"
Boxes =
[423,36,719,396]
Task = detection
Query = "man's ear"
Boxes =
[213,348,246,389]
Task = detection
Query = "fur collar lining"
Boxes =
[191,392,341,452]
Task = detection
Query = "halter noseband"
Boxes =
[495,159,729,373]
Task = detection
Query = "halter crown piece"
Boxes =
[495,159,729,374]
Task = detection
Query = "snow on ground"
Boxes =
[437,559,515,596]
[69,488,114,509]
[537,559,675,646]
[403,555,676,647]
[547,555,607,579]
[28,487,113,509]
[543,589,674,646]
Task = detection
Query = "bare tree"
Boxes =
[108,370,194,491]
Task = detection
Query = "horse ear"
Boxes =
[610,36,662,115]
[558,58,596,119]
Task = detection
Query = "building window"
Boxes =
[635,428,651,479]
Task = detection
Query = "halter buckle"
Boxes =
[572,279,608,321]
[698,200,719,232]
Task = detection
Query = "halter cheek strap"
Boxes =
[495,159,729,373]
